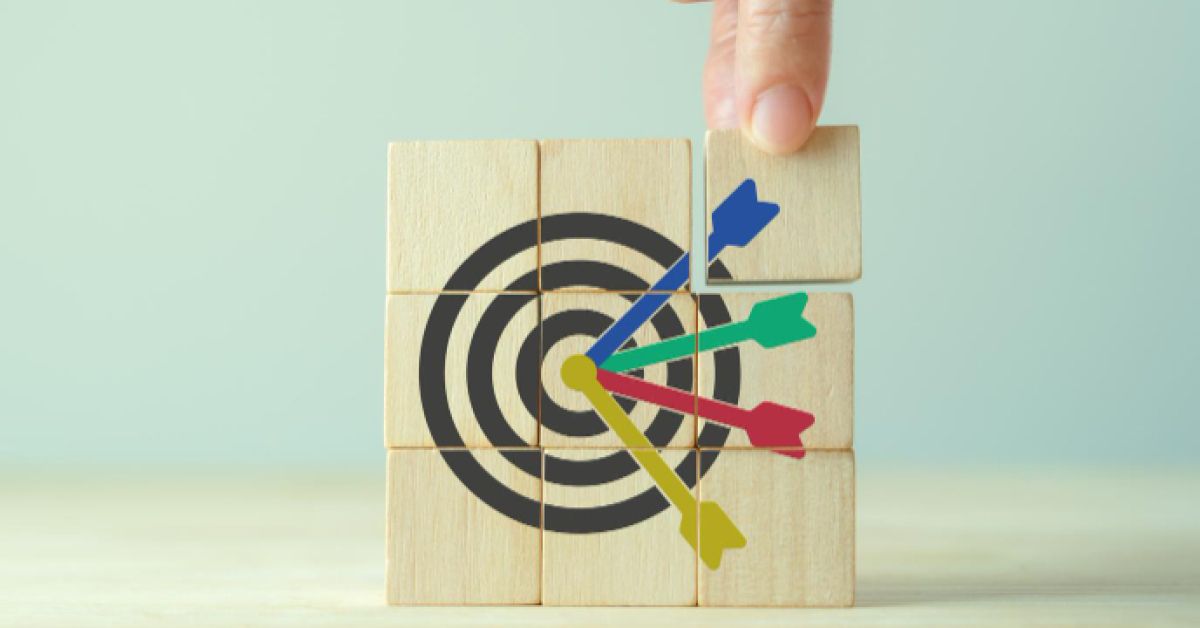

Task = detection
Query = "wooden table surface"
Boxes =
[2,466,1197,626]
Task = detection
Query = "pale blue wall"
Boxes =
[2,1,1197,466]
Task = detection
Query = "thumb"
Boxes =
[735,0,832,154]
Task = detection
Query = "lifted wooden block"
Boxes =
[706,127,861,283]
[542,448,697,606]
[387,140,538,292]
[540,139,691,292]
[387,448,541,604]
[540,292,696,449]
[698,449,855,607]
[696,292,853,451]
[385,293,539,447]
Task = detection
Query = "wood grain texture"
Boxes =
[387,449,541,605]
[540,292,696,448]
[697,292,852,451]
[385,293,539,447]
[542,448,697,606]
[539,139,691,292]
[706,127,861,283]
[387,140,538,292]
[699,449,855,607]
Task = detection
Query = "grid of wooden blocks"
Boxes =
[385,128,861,606]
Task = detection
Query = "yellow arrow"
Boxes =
[561,354,746,569]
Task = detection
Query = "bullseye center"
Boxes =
[542,335,603,412]
[561,354,597,392]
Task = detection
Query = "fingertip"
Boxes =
[747,84,815,154]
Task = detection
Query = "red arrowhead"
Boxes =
[741,402,814,458]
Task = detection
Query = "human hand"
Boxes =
[677,0,832,154]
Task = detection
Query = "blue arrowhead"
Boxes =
[708,179,779,257]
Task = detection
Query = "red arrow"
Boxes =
[595,369,814,459]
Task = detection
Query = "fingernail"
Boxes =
[749,84,814,154]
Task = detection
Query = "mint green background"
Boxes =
[1,1,1197,468]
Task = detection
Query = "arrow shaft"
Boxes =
[705,230,733,260]
[596,369,752,431]
[586,254,688,365]
[698,322,750,353]
[599,334,693,373]
[576,377,696,512]
[562,354,746,567]
[600,320,753,373]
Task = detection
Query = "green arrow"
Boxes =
[599,292,816,373]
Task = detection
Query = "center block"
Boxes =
[540,292,697,449]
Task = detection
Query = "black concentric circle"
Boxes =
[519,309,642,439]
[419,213,741,532]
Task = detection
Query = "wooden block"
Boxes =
[706,127,861,283]
[696,292,852,451]
[540,292,696,448]
[539,139,691,292]
[542,448,697,606]
[387,140,538,292]
[387,448,541,604]
[385,293,539,447]
[698,449,854,607]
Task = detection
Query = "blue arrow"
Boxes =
[586,179,779,365]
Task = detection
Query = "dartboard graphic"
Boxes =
[416,179,818,568]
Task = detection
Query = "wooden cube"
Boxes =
[387,140,538,292]
[540,292,697,449]
[706,127,861,283]
[698,449,855,607]
[386,448,542,604]
[542,448,697,606]
[540,139,691,292]
[696,292,853,451]
[385,293,539,447]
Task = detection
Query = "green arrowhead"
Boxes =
[745,292,816,348]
